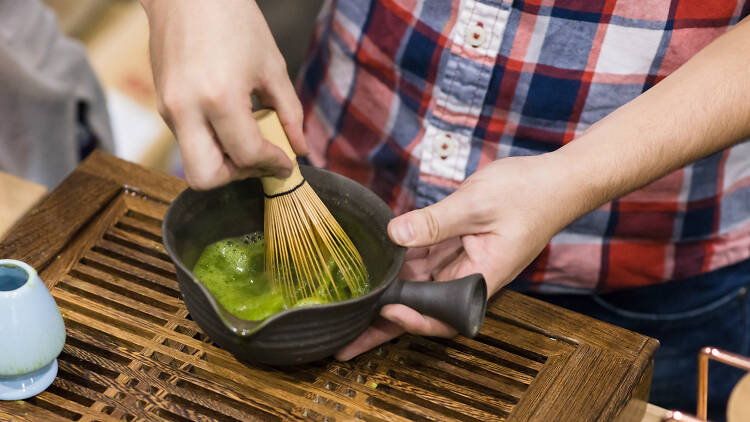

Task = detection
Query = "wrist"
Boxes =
[533,146,604,232]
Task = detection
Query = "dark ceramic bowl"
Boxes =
[162,166,487,365]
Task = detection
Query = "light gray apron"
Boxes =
[0,0,113,189]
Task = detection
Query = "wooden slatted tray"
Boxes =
[0,152,658,421]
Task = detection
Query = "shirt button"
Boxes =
[434,133,456,160]
[465,22,486,48]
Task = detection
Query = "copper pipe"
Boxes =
[698,348,709,420]
[697,347,750,420]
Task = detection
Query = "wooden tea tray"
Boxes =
[0,151,658,421]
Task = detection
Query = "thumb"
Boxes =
[388,190,473,247]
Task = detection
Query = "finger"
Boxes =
[399,257,431,281]
[400,247,431,280]
[430,248,463,281]
[400,241,463,281]
[380,304,457,338]
[387,190,482,248]
[173,114,236,190]
[203,94,293,178]
[335,317,404,361]
[405,247,429,260]
[437,234,527,301]
[435,251,478,282]
[426,237,463,274]
[257,76,308,157]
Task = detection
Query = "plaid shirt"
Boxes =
[297,0,750,293]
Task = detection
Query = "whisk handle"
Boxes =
[380,274,487,338]
[254,109,305,196]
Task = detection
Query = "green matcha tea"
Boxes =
[193,232,369,321]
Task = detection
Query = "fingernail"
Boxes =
[390,220,414,246]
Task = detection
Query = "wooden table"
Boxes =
[0,171,47,240]
[0,152,659,421]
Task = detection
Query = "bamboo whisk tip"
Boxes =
[264,182,368,304]
[255,108,368,304]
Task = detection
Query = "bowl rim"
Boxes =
[0,259,36,296]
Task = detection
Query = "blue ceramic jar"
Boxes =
[0,259,66,400]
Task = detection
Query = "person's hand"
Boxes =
[335,240,463,360]
[336,154,584,360]
[141,0,307,190]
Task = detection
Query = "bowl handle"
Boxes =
[379,273,488,338]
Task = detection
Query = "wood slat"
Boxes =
[104,226,169,261]
[78,250,181,303]
[0,170,120,270]
[62,328,296,421]
[61,342,286,422]
[52,369,164,422]
[524,344,631,421]
[38,193,134,292]
[57,304,360,420]
[69,261,182,311]
[79,150,187,204]
[0,399,72,422]
[58,275,176,324]
[407,336,542,384]
[53,280,541,404]
[115,214,164,242]
[30,380,127,422]
[279,359,443,422]
[475,316,575,360]
[54,280,532,421]
[121,194,171,222]
[94,237,176,277]
[487,294,648,359]
[353,355,513,421]
[388,340,532,397]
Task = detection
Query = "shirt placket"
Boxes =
[416,0,511,207]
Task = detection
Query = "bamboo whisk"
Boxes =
[255,109,368,304]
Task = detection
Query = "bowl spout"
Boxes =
[178,270,265,337]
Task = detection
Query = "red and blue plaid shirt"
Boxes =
[297,0,750,293]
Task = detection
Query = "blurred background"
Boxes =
[43,0,324,176]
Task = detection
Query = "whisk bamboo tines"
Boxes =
[255,109,368,304]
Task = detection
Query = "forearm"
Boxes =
[139,0,161,14]
[549,17,750,227]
